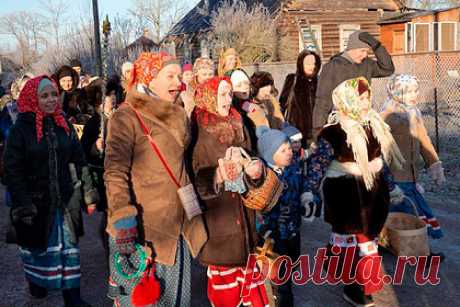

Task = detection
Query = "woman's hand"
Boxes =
[244,159,263,180]
[95,138,104,152]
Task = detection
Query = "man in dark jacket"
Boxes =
[313,30,395,134]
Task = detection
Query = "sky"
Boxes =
[0,0,132,17]
[0,0,200,51]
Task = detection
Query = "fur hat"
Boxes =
[256,126,289,166]
[250,71,274,96]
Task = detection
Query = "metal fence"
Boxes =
[372,51,460,154]
[244,51,460,155]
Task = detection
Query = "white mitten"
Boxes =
[415,182,425,194]
[389,185,405,205]
[301,192,315,222]
[428,161,446,186]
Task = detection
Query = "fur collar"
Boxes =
[125,88,188,148]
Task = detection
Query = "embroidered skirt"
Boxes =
[326,233,384,295]
[391,182,443,239]
[19,210,81,289]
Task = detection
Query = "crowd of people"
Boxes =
[0,30,447,307]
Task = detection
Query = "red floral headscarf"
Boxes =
[17,75,70,142]
[129,52,178,89]
[194,76,244,145]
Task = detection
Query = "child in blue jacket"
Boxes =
[256,125,312,307]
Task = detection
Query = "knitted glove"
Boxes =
[416,182,425,194]
[389,185,405,205]
[246,103,270,127]
[114,217,138,255]
[358,32,381,50]
[11,204,38,226]
[300,192,316,222]
[428,161,446,186]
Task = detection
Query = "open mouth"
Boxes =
[168,89,180,97]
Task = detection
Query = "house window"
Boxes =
[406,23,433,52]
[339,24,361,52]
[299,24,322,53]
[393,29,405,54]
[406,23,413,52]
[439,22,457,51]
[414,23,431,52]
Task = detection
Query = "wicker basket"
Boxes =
[241,167,283,212]
[379,196,430,257]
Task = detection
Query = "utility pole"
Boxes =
[92,0,102,76]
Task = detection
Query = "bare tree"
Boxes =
[112,15,137,50]
[128,0,190,43]
[210,1,278,64]
[39,0,69,51]
[0,11,46,69]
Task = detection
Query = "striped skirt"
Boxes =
[19,210,81,289]
[207,265,269,307]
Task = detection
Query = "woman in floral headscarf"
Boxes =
[303,77,405,307]
[3,76,98,306]
[189,76,269,307]
[104,52,207,307]
[218,48,241,77]
[180,58,216,118]
[381,74,446,259]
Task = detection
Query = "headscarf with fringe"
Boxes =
[380,74,421,136]
[328,77,405,190]
[17,75,70,142]
[194,76,244,145]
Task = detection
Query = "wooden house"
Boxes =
[124,30,160,61]
[164,0,407,62]
[379,6,460,54]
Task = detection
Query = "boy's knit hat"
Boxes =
[282,123,303,142]
[256,126,289,165]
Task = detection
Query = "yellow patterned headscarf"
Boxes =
[218,48,241,77]
[332,77,372,123]
[328,77,405,190]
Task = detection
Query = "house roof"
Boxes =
[167,0,282,37]
[285,0,404,11]
[0,56,21,73]
[126,34,159,51]
[167,0,405,37]
[378,5,460,24]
